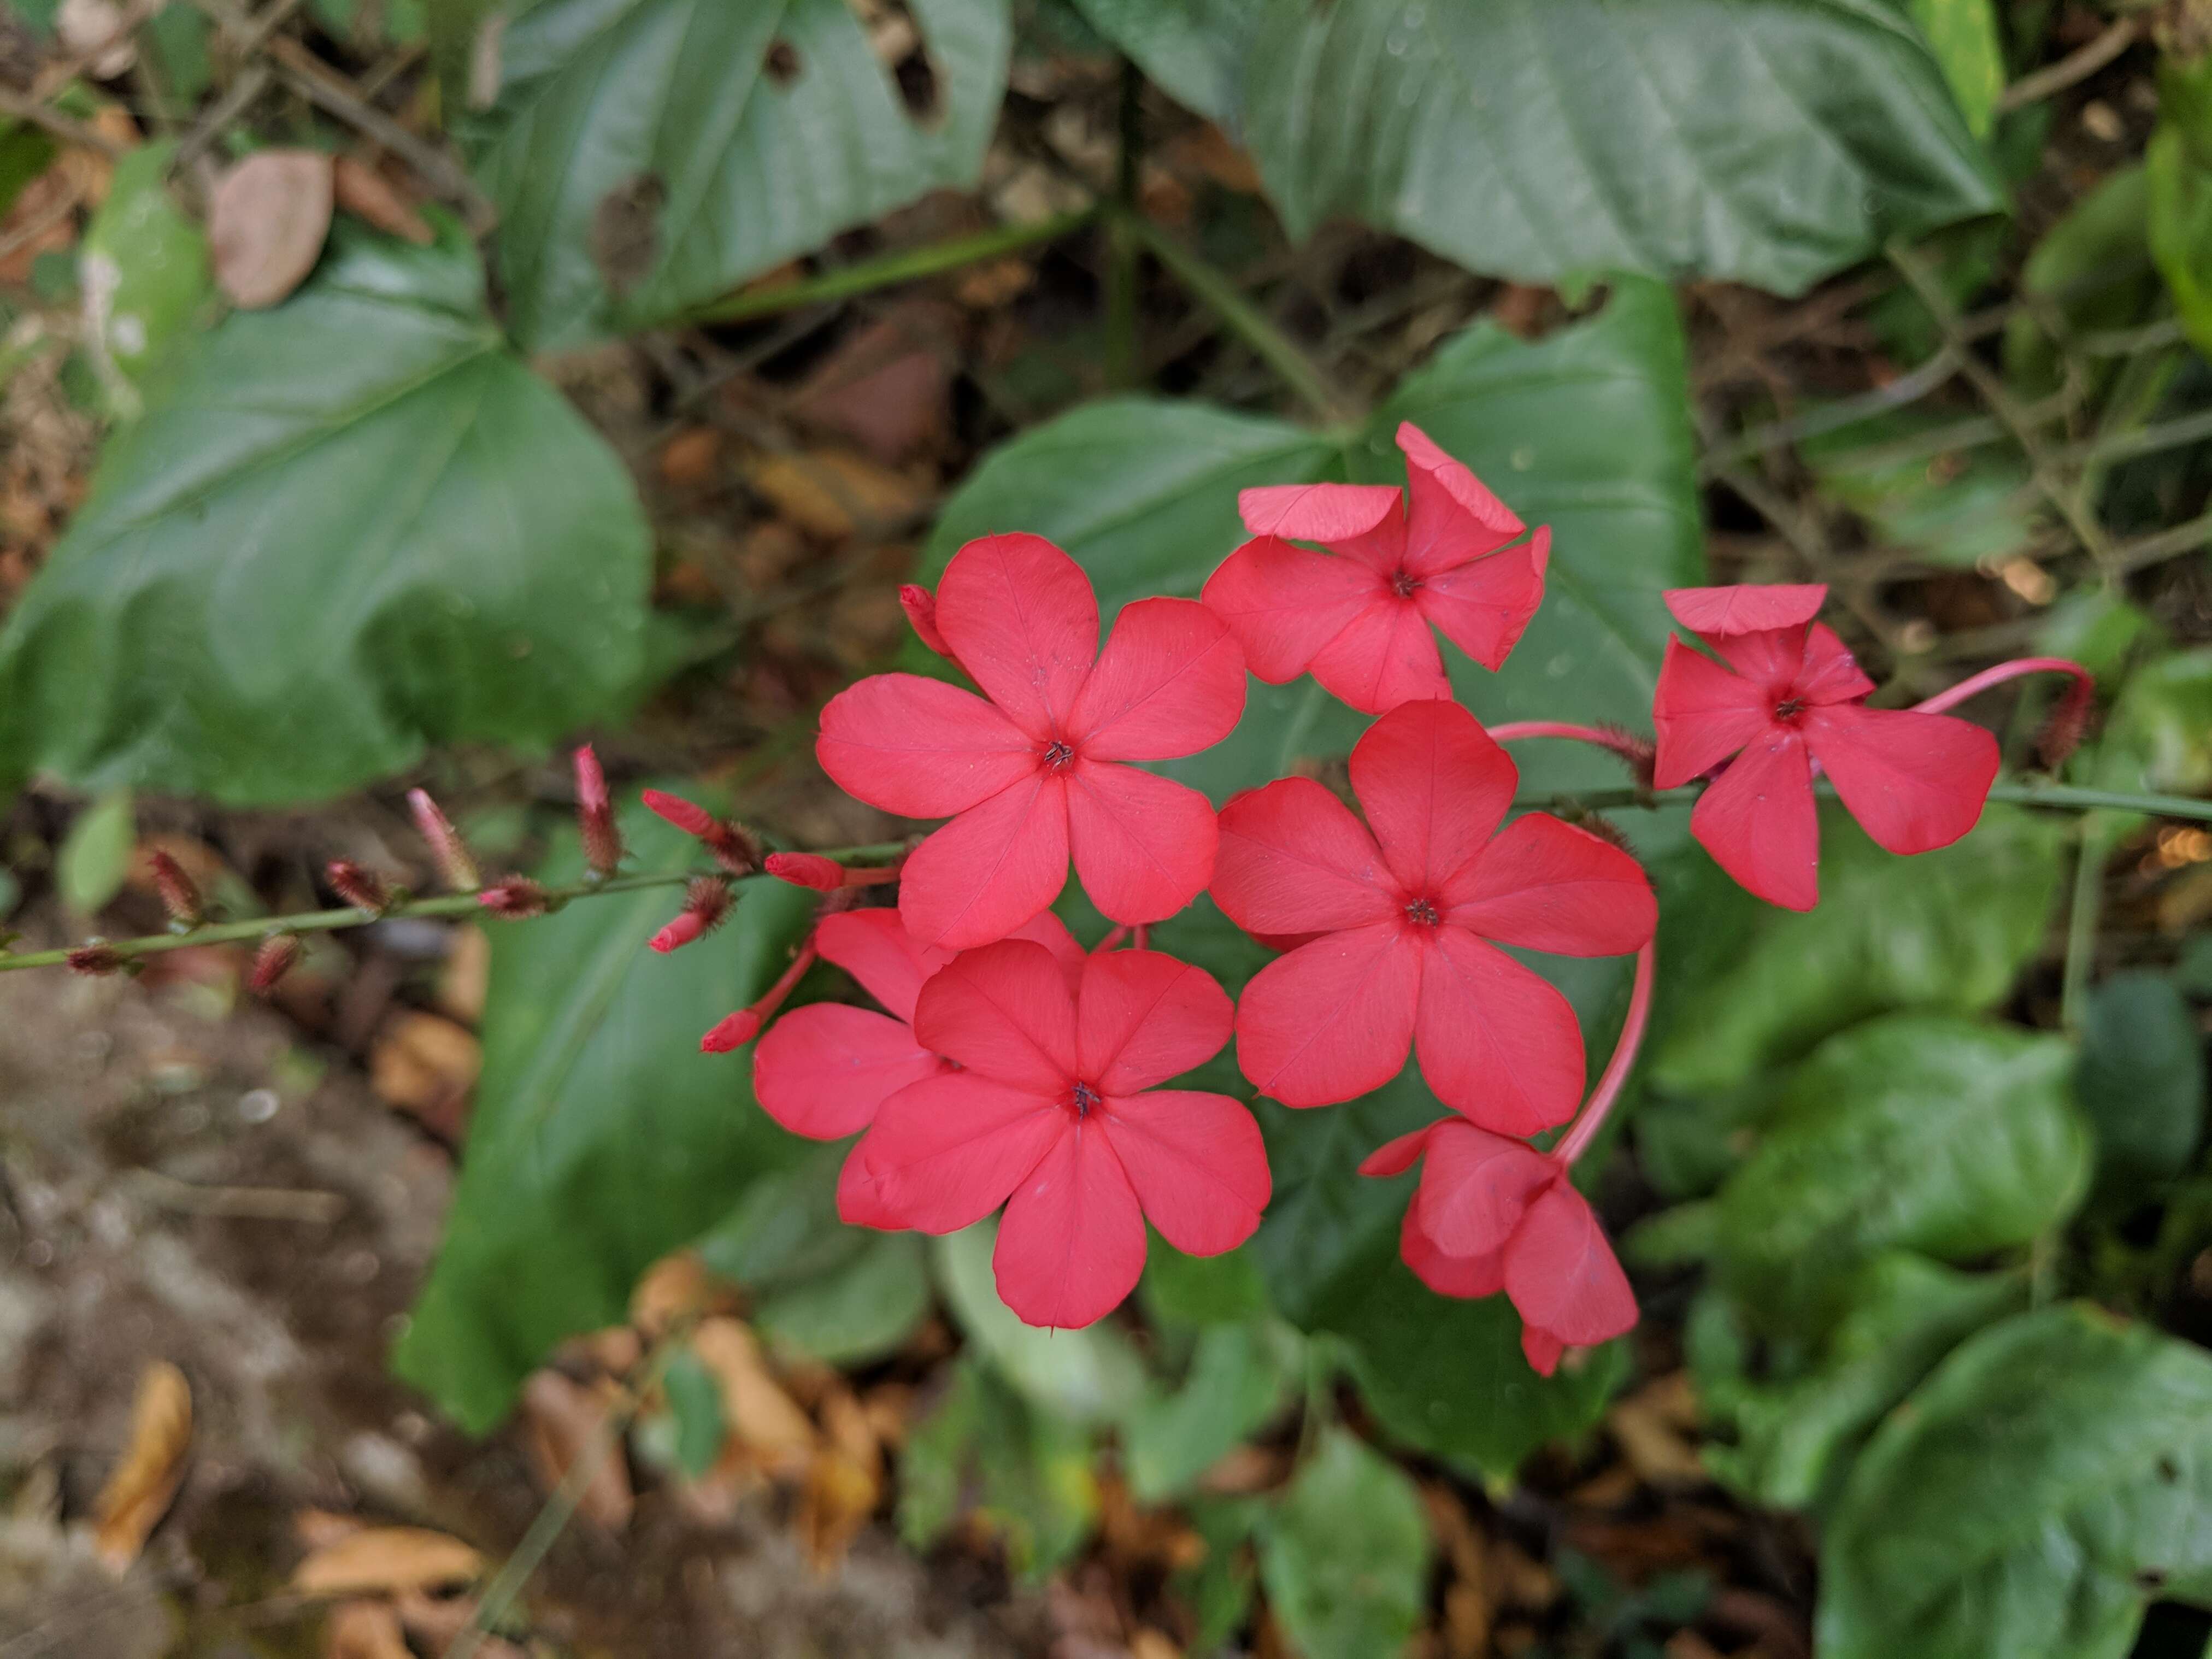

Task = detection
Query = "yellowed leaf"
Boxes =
[93,1360,191,1572]
[738,447,926,540]
[630,1250,711,1335]
[369,1011,480,1131]
[210,150,336,310]
[519,1370,633,1532]
[331,156,432,246]
[292,1527,484,1597]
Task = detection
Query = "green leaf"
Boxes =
[393,805,820,1433]
[1651,805,2067,1093]
[1141,1239,1273,1327]
[2078,970,2208,1205]
[919,279,1703,800]
[2090,647,2212,802]
[56,787,133,917]
[1802,405,2037,569]
[142,5,215,104]
[1063,0,1256,120]
[1122,1322,1295,1503]
[931,1222,1150,1425]
[1258,1429,1430,1659]
[474,0,1013,350]
[0,220,651,805]
[78,140,211,402]
[757,1233,931,1368]
[898,1356,1100,1577]
[1703,1252,2025,1513]
[0,123,57,220]
[1173,1496,1266,1651]
[1819,1304,2212,1659]
[1714,1016,2089,1326]
[2150,123,2212,362]
[663,1346,727,1479]
[1236,0,2000,297]
[1904,0,2003,138]
[1251,1068,1626,1474]
[2003,163,2153,395]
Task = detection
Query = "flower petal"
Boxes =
[913,937,1079,1091]
[1396,422,1525,577]
[1690,728,1819,910]
[1212,776,1396,936]
[1234,922,1421,1107]
[1399,1205,1506,1299]
[1804,704,1999,855]
[932,532,1099,739]
[1068,597,1248,760]
[1076,949,1234,1093]
[898,775,1072,950]
[1358,1125,1434,1178]
[817,673,1037,817]
[814,909,932,1022]
[1309,597,1451,715]
[1503,1182,1637,1348]
[1795,622,1876,705]
[1651,637,1769,789]
[1065,760,1219,925]
[1350,697,1517,895]
[993,1126,1146,1328]
[1713,624,1808,693]
[1413,526,1548,671]
[753,1004,944,1139]
[1413,1120,1557,1257]
[1239,480,1403,546]
[1099,1089,1269,1256]
[1442,813,1657,956]
[867,1072,1066,1234]
[838,1136,907,1230]
[1414,927,1586,1134]
[1521,1327,1567,1376]
[1664,583,1827,636]
[1013,909,1091,991]
[1201,536,1381,684]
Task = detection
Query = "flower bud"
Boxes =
[899,584,952,657]
[249,934,300,994]
[574,745,623,878]
[407,788,480,892]
[478,875,548,919]
[649,878,732,954]
[326,860,392,913]
[699,1008,762,1052]
[2037,674,2097,769]
[67,943,125,976]
[640,789,761,876]
[764,852,843,892]
[148,850,203,928]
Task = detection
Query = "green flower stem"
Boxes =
[685,210,1099,326]
[1117,209,1361,427]
[0,843,910,974]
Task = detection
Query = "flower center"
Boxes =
[1042,739,1077,771]
[1405,896,1442,927]
[1390,569,1421,599]
[1069,1080,1101,1118]
[1773,697,1806,723]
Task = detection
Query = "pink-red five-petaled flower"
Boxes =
[1211,698,1655,1135]
[1652,584,1999,911]
[819,535,1247,950]
[751,908,1086,1227]
[1360,1116,1635,1375]
[1202,422,1549,715]
[851,939,1270,1330]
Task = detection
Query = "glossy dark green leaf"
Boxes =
[394,805,819,1432]
[1703,1252,2025,1513]
[1714,1016,2089,1326]
[475,0,1012,350]
[1651,806,2067,1094]
[1258,1429,1430,1659]
[1236,0,1999,297]
[2078,970,2208,1205]
[0,221,651,805]
[1820,1304,2212,1659]
[1122,1321,1295,1503]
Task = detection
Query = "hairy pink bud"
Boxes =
[574,745,623,877]
[650,878,732,953]
[326,860,392,913]
[67,943,124,976]
[148,850,202,928]
[407,788,479,892]
[642,789,761,875]
[249,934,300,994]
[478,876,548,919]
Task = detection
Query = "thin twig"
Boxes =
[0,88,124,156]
[127,1168,345,1223]
[1997,14,2144,113]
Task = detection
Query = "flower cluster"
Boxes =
[632,422,2082,1372]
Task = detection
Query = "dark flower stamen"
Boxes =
[1070,1081,1101,1117]
[1043,739,1076,770]
[1405,897,1440,926]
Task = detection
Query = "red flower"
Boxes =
[1652,585,1999,911]
[1211,698,1654,1134]
[855,940,1270,1329]
[752,908,1086,1227]
[1360,1117,1636,1376]
[1201,422,1548,715]
[818,535,1247,949]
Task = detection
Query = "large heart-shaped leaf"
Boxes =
[475,0,1012,350]
[395,805,819,1432]
[0,221,651,806]
[1258,1429,1432,1659]
[1714,1016,2089,1327]
[1820,1304,2212,1659]
[1232,0,2000,297]
[919,277,1702,799]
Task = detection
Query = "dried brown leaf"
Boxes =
[292,1526,483,1596]
[331,156,432,245]
[630,1250,712,1334]
[1609,1376,1705,1486]
[519,1369,634,1532]
[323,1599,412,1659]
[92,1360,191,1572]
[436,926,490,1025]
[210,150,336,310]
[369,1011,480,1132]
[691,1317,816,1477]
[738,447,927,540]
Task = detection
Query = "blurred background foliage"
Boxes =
[0,0,2209,1656]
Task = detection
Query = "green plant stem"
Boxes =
[0,843,910,973]
[2060,821,2113,1031]
[1119,210,1360,427]
[1104,59,1144,389]
[686,210,1099,326]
